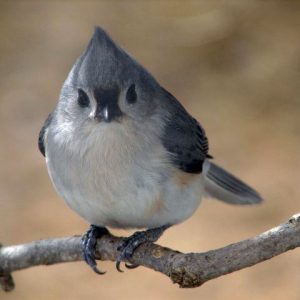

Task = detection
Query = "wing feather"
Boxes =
[38,113,53,157]
[161,89,210,173]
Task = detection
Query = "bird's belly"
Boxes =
[46,124,204,229]
[47,151,204,229]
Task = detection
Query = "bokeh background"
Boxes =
[1,1,300,299]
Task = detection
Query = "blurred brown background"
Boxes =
[1,1,300,299]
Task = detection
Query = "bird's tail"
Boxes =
[203,160,263,205]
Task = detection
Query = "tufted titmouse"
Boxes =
[39,27,263,274]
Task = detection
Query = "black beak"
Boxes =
[95,106,114,123]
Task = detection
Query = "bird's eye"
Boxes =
[126,84,137,104]
[77,89,90,108]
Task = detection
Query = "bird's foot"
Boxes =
[81,225,109,274]
[116,224,170,272]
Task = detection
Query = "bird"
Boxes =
[38,27,263,274]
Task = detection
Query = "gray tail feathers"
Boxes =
[203,160,263,205]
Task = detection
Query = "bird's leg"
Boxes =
[116,224,170,272]
[81,225,109,274]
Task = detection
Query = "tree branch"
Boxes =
[1,213,300,292]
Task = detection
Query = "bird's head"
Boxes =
[57,27,161,129]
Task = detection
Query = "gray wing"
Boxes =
[38,113,53,157]
[161,89,210,173]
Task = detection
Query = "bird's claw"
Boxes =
[116,233,142,272]
[81,225,109,274]
[115,225,170,272]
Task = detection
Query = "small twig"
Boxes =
[1,213,300,292]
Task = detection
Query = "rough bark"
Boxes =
[1,213,300,292]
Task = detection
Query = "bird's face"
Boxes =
[60,81,155,127]
[57,28,159,131]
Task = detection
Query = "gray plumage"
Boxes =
[203,161,263,204]
[39,27,262,231]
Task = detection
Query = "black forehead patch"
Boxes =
[93,86,123,121]
[94,86,120,108]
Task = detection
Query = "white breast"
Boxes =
[46,119,204,229]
